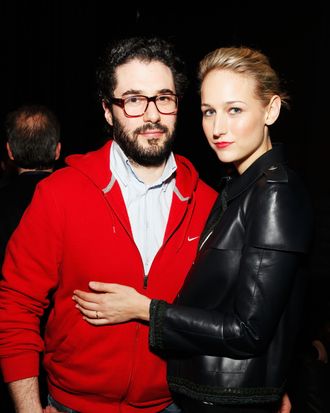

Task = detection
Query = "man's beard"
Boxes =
[112,117,175,167]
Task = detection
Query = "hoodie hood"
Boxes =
[65,140,113,191]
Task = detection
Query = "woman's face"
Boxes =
[201,69,279,174]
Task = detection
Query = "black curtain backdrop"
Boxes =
[0,0,329,352]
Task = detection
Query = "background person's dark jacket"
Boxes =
[149,144,314,410]
[0,171,51,267]
[0,170,51,413]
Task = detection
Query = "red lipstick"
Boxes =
[215,141,233,149]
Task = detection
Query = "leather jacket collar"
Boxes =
[226,143,286,202]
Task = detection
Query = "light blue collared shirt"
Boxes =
[110,141,177,275]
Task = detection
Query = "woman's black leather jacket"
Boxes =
[149,145,314,408]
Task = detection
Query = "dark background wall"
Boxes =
[0,2,327,172]
[0,0,329,325]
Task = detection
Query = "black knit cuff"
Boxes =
[149,299,168,350]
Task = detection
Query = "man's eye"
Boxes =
[126,96,143,104]
[158,95,173,102]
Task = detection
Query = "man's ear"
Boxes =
[102,100,113,126]
[55,142,61,160]
[6,142,14,160]
[265,95,281,126]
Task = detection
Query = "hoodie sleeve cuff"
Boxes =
[1,352,40,383]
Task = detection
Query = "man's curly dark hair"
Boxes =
[96,36,188,103]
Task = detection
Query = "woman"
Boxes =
[73,47,313,412]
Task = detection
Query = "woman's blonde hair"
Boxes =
[199,46,289,108]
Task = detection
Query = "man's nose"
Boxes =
[143,101,161,123]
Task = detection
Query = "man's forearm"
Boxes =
[8,376,43,413]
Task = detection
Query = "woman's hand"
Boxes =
[73,282,151,325]
[278,393,291,413]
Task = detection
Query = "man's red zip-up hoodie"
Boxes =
[0,140,217,413]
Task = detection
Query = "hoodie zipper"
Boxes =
[143,274,148,289]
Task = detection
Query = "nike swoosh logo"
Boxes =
[188,236,199,242]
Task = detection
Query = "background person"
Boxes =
[0,104,61,413]
[0,104,61,267]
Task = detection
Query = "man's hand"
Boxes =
[43,406,63,412]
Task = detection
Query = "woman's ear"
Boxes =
[265,95,281,126]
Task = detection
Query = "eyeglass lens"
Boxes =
[124,95,177,116]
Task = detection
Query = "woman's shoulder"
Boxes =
[245,164,314,252]
[255,162,311,206]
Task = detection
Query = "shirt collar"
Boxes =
[110,140,177,188]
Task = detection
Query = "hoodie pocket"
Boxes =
[51,318,86,363]
[45,320,137,398]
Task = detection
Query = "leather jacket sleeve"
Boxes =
[150,250,301,358]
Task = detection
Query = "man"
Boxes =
[0,104,61,413]
[0,104,61,267]
[0,37,217,412]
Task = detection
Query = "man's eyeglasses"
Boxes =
[108,94,179,118]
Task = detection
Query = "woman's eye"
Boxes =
[229,107,242,114]
[202,109,215,117]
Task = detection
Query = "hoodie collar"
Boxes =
[65,140,199,200]
[110,141,177,189]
